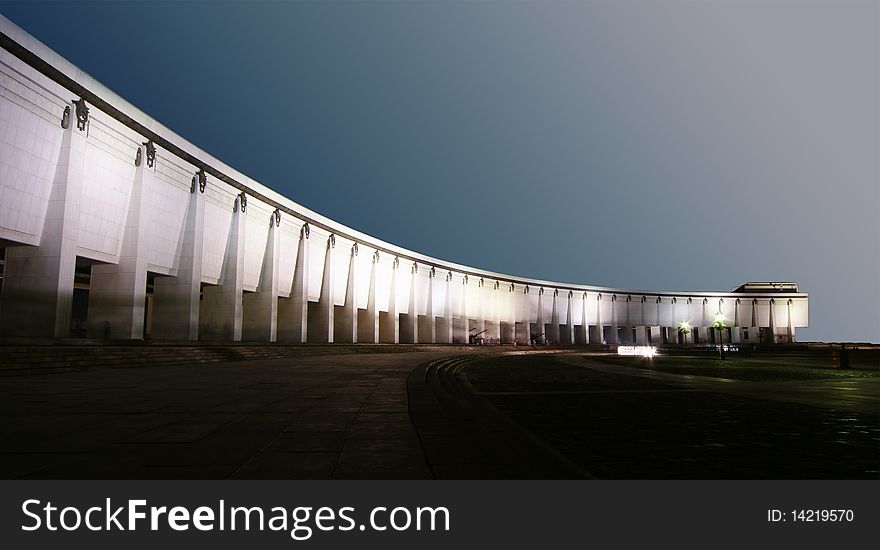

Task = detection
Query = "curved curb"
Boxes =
[408,353,595,479]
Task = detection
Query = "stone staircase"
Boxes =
[0,339,425,376]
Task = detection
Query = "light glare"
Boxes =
[618,346,658,358]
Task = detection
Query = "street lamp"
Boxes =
[713,310,726,359]
[677,321,691,346]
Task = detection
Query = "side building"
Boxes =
[0,17,808,345]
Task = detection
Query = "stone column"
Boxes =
[199,193,246,341]
[516,286,530,344]
[401,262,419,343]
[420,267,436,343]
[439,270,453,344]
[277,222,310,342]
[701,297,710,345]
[579,292,590,344]
[357,250,380,343]
[336,243,359,343]
[609,295,619,344]
[562,290,574,345]
[380,256,399,343]
[487,280,501,339]
[548,289,560,344]
[309,234,336,343]
[500,283,515,343]
[152,171,206,340]
[242,210,281,341]
[768,298,776,343]
[453,274,469,344]
[473,278,486,338]
[88,140,153,339]
[2,103,87,337]
[535,287,545,344]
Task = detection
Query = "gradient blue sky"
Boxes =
[2,1,877,342]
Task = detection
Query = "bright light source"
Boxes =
[618,346,658,357]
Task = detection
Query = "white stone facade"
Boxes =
[0,17,808,344]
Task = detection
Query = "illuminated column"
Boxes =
[242,210,281,341]
[380,256,399,343]
[580,292,590,344]
[277,223,310,342]
[358,250,380,343]
[440,270,453,343]
[751,298,758,332]
[730,298,742,343]
[635,296,648,344]
[500,283,515,343]
[516,286,531,344]
[787,299,795,342]
[596,293,603,343]
[701,297,710,344]
[488,280,501,339]
[88,141,153,339]
[563,290,574,345]
[534,287,545,343]
[401,262,419,343]
[420,267,436,343]
[336,243,359,343]
[0,100,86,337]
[768,298,776,343]
[641,295,647,327]
[200,193,246,341]
[474,278,486,337]
[609,295,619,344]
[454,274,469,344]
[656,296,669,344]
[310,234,336,343]
[460,274,469,332]
[152,171,206,340]
[688,297,696,345]
[548,289,560,344]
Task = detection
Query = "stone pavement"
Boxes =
[0,346,583,479]
[3,347,874,479]
[463,353,880,479]
[0,349,465,479]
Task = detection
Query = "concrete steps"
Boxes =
[0,340,421,375]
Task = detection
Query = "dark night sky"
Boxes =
[2,1,877,342]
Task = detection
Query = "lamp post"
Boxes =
[713,310,726,359]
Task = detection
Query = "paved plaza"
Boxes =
[0,347,876,479]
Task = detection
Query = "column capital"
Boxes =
[191,168,207,193]
[72,97,89,131]
[142,140,156,168]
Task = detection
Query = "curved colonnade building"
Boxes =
[0,18,808,345]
